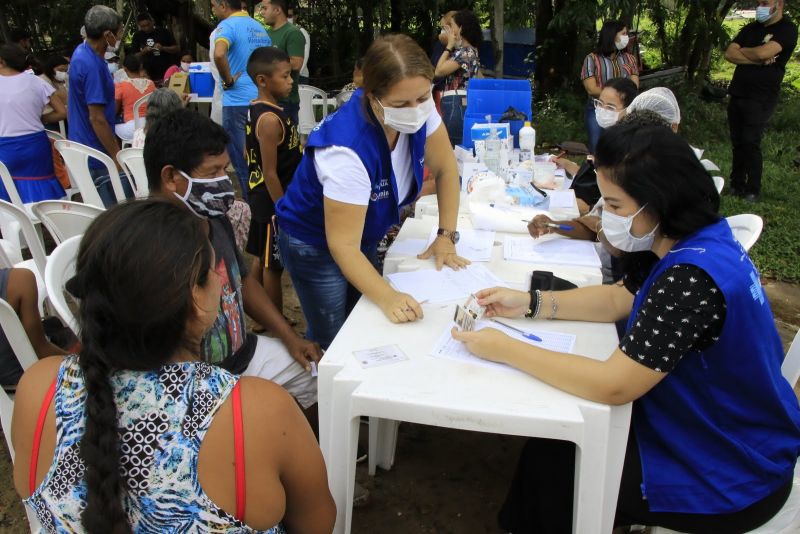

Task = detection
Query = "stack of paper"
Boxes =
[386,264,507,303]
[426,228,495,262]
[503,236,601,268]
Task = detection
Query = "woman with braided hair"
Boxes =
[11,199,335,533]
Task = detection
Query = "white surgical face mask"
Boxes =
[108,63,119,75]
[756,6,774,23]
[376,94,434,134]
[616,34,629,50]
[288,17,294,24]
[595,106,622,129]
[54,70,68,82]
[180,62,191,72]
[601,204,659,252]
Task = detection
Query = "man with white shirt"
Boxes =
[287,7,311,84]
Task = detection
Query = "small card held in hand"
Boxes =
[453,294,486,332]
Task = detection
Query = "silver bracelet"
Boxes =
[548,290,558,320]
[533,289,543,319]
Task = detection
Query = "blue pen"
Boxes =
[491,319,543,342]
[545,222,575,231]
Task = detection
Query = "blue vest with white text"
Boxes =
[276,88,426,248]
[627,218,800,513]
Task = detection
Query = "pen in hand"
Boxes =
[491,319,543,342]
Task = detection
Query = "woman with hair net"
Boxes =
[625,87,681,132]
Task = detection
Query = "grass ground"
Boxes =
[534,55,800,282]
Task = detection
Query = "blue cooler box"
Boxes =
[188,72,214,97]
[461,79,532,149]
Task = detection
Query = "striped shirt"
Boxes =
[580,51,638,88]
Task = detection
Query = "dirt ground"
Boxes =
[0,278,798,533]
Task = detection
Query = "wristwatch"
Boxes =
[436,228,460,244]
[222,78,235,90]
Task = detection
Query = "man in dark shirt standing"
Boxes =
[130,12,180,82]
[724,0,798,202]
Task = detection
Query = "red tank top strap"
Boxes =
[231,380,246,522]
[29,377,58,495]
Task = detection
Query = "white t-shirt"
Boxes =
[297,25,311,78]
[315,108,442,206]
[0,72,54,137]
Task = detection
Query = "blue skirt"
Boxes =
[0,130,65,203]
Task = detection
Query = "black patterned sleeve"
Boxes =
[619,264,727,373]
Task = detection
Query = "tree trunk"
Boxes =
[390,0,401,33]
[493,0,504,77]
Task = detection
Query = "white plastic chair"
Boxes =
[44,234,81,335]
[701,159,720,172]
[0,160,48,252]
[712,176,724,194]
[121,94,151,148]
[0,200,47,286]
[31,200,103,245]
[727,214,763,252]
[298,84,329,135]
[54,140,127,209]
[46,130,80,202]
[0,298,40,457]
[116,147,148,197]
[0,297,47,533]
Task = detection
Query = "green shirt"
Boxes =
[268,22,305,104]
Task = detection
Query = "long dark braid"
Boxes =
[66,200,213,533]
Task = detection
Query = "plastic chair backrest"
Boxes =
[0,297,40,460]
[133,93,150,131]
[712,176,724,194]
[116,148,148,197]
[54,140,124,208]
[31,200,103,245]
[44,234,81,335]
[0,200,47,280]
[298,84,329,135]
[0,160,25,207]
[701,159,720,172]
[782,329,800,388]
[726,214,763,252]
[45,129,65,143]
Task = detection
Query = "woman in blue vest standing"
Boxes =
[276,34,468,349]
[453,123,800,532]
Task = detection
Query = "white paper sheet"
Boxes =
[426,228,495,262]
[547,190,576,209]
[430,320,577,373]
[387,238,428,257]
[353,344,410,369]
[503,236,602,268]
[386,264,507,303]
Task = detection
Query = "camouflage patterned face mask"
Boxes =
[176,170,235,219]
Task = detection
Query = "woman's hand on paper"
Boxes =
[527,215,554,238]
[474,287,529,318]
[451,326,512,363]
[418,237,471,271]
[380,291,424,324]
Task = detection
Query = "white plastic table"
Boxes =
[319,217,632,534]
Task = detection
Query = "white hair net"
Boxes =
[627,87,681,125]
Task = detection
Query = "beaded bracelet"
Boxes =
[525,289,542,319]
[547,290,559,320]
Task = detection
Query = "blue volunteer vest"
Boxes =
[276,88,427,248]
[627,218,800,513]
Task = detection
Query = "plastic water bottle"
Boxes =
[484,115,502,175]
[519,121,535,162]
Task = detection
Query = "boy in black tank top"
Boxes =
[244,47,302,314]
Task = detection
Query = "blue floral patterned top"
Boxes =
[24,356,285,534]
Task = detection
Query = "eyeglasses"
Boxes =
[593,98,620,112]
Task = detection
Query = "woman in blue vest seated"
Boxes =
[276,34,468,349]
[453,123,800,533]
